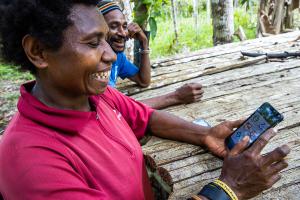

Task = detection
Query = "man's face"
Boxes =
[41,4,116,97]
[103,9,128,52]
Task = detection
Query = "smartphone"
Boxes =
[226,102,284,150]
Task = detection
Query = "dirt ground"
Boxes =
[0,80,24,134]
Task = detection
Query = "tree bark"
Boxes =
[211,0,234,45]
[193,0,199,35]
[171,0,178,42]
[206,0,211,22]
[272,0,285,34]
[117,0,134,61]
[132,1,150,67]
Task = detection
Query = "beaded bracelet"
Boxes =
[138,48,151,54]
[213,180,238,200]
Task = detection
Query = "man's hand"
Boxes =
[219,129,290,199]
[128,22,147,43]
[203,120,244,157]
[175,83,204,104]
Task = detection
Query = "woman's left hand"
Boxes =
[203,120,244,158]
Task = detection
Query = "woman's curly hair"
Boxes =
[0,0,99,74]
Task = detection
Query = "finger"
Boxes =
[193,96,203,102]
[128,22,136,29]
[190,83,203,89]
[247,129,276,155]
[229,136,250,156]
[193,89,204,95]
[194,94,203,100]
[225,119,245,130]
[266,160,288,176]
[266,174,281,189]
[261,144,290,167]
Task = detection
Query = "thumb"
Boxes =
[229,136,250,156]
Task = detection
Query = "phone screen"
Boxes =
[226,102,284,150]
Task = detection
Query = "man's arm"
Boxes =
[141,83,204,109]
[127,22,151,88]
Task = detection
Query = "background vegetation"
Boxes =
[150,5,258,59]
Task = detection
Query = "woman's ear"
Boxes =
[22,35,48,69]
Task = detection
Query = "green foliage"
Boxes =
[150,7,258,59]
[239,0,257,10]
[150,16,213,59]
[0,63,33,81]
[234,7,257,39]
[131,0,170,40]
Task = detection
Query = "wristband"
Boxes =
[139,48,151,54]
[197,182,231,200]
[213,180,238,200]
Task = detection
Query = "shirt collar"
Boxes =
[17,81,98,134]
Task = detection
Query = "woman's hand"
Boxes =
[219,129,290,199]
[203,120,244,157]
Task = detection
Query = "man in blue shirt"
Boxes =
[98,1,204,109]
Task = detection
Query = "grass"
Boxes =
[150,7,257,59]
[0,63,33,81]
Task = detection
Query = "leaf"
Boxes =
[141,0,153,5]
[149,17,157,40]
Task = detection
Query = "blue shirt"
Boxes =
[109,52,139,87]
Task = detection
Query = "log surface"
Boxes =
[120,31,300,200]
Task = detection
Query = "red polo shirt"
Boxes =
[0,81,154,200]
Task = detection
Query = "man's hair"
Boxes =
[97,0,122,15]
[0,0,99,74]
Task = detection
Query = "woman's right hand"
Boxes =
[219,129,290,199]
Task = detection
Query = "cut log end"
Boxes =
[158,167,174,188]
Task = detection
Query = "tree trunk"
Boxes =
[272,0,285,34]
[171,0,178,42]
[193,0,199,35]
[132,1,150,67]
[256,0,268,37]
[117,0,134,61]
[211,0,234,45]
[284,2,294,29]
[206,0,211,22]
[234,0,239,7]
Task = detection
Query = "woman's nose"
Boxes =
[102,41,117,63]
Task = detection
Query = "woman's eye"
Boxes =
[88,40,99,48]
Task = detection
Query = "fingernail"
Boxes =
[243,136,250,141]
[273,128,278,133]
[281,144,291,154]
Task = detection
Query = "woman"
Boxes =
[0,1,290,199]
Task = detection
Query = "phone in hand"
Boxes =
[226,102,284,150]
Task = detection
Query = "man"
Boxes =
[98,1,204,109]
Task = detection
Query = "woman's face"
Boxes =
[42,4,116,97]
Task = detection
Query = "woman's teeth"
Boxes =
[92,71,110,80]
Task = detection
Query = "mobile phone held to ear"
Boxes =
[226,102,284,150]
